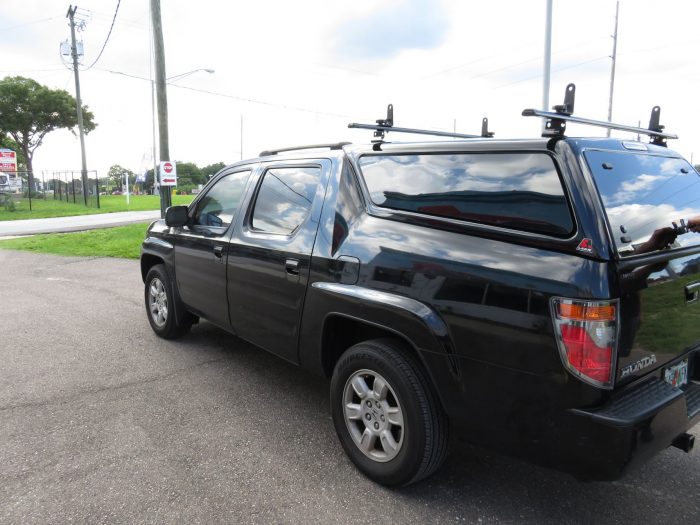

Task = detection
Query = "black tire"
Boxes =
[330,339,448,486]
[144,264,191,339]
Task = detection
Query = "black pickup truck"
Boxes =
[141,88,700,486]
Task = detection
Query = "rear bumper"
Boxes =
[560,377,700,480]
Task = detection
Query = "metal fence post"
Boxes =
[28,171,32,211]
[95,171,100,209]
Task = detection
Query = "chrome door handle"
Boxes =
[285,259,300,275]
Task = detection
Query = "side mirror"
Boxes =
[165,205,188,227]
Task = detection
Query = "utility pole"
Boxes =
[150,0,171,217]
[148,7,158,197]
[606,1,619,138]
[66,5,89,206]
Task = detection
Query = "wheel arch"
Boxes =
[318,313,453,417]
[320,314,422,378]
[141,252,165,282]
[141,244,195,326]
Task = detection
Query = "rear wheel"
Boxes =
[330,339,448,486]
[144,264,191,339]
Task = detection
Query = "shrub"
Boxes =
[23,189,45,199]
[2,193,16,211]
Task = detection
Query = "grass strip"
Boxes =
[0,194,194,221]
[0,222,151,259]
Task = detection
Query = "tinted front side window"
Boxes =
[193,170,251,228]
[251,166,321,235]
[358,153,573,236]
[585,151,700,255]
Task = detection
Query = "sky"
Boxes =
[1,0,699,179]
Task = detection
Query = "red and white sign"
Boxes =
[159,161,177,186]
[0,149,17,172]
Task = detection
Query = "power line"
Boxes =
[423,34,610,82]
[0,67,67,74]
[170,83,351,119]
[97,68,351,119]
[494,56,608,89]
[0,15,61,32]
[82,0,121,70]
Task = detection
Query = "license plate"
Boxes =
[664,359,688,388]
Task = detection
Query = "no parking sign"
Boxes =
[159,161,177,186]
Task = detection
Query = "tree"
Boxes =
[107,164,135,191]
[0,76,96,174]
[202,162,226,179]
[176,162,204,185]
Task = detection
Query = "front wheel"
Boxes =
[330,339,448,486]
[144,264,191,339]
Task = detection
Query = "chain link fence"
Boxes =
[0,170,101,211]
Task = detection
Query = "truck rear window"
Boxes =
[357,153,573,236]
[584,150,700,256]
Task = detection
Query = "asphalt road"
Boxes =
[1,250,698,524]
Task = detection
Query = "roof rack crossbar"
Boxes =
[348,123,481,140]
[522,83,677,145]
[259,142,351,157]
[522,109,678,140]
[348,104,493,141]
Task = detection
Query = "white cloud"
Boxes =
[331,0,448,61]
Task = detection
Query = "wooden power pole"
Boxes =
[66,5,89,206]
[150,0,171,217]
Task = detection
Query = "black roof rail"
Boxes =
[348,104,494,141]
[522,83,678,146]
[259,142,351,157]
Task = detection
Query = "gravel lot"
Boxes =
[1,250,698,524]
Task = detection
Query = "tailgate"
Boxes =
[617,253,700,384]
[582,147,700,385]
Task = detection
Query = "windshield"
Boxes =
[585,150,700,256]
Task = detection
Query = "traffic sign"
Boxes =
[159,161,177,186]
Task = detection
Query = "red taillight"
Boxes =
[552,299,618,388]
[559,325,613,383]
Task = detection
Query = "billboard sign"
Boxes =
[0,148,17,172]
[159,161,177,186]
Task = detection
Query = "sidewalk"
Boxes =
[0,210,161,238]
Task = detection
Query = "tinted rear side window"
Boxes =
[584,150,700,256]
[251,166,321,235]
[358,153,573,236]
